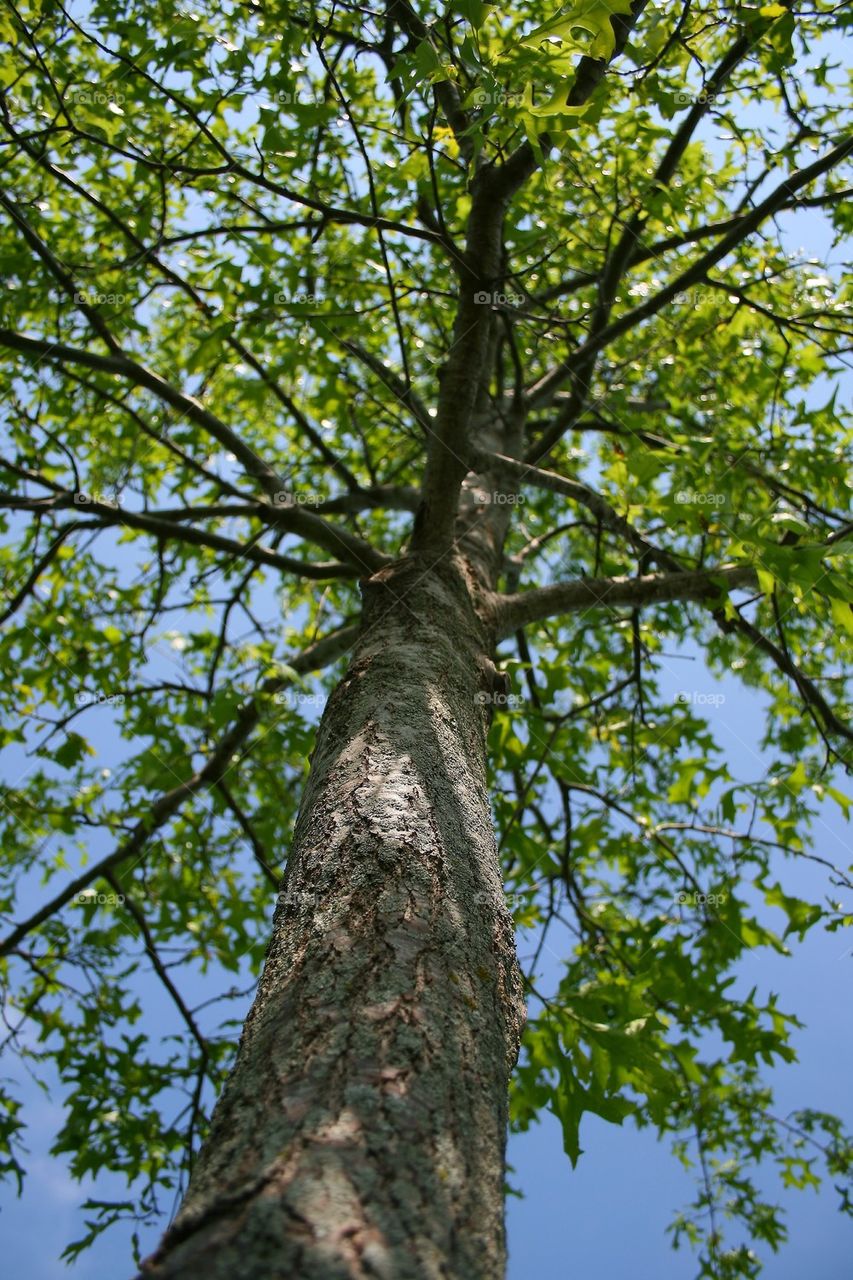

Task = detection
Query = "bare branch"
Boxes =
[494,565,759,636]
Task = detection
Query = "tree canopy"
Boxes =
[0,1,851,1276]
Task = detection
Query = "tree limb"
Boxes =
[0,494,364,579]
[527,133,853,413]
[494,565,758,636]
[0,623,358,957]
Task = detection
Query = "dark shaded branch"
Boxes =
[0,327,288,493]
[486,450,852,749]
[0,494,361,579]
[717,608,853,750]
[0,523,80,625]
[388,0,475,165]
[474,449,678,573]
[486,1,650,207]
[0,327,389,569]
[409,1,650,555]
[338,339,433,433]
[215,780,281,890]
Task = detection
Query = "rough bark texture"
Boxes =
[139,553,525,1280]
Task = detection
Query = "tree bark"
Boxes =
[139,554,525,1280]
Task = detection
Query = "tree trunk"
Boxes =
[139,554,525,1280]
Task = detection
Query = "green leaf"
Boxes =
[522,0,635,61]
[54,733,94,768]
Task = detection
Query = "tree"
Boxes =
[0,0,851,1275]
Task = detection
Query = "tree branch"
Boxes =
[0,623,358,957]
[474,449,678,573]
[494,565,758,636]
[0,328,287,497]
[527,132,853,412]
[0,494,363,579]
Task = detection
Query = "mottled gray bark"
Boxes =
[139,553,524,1280]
